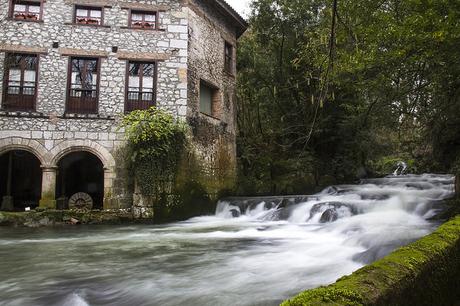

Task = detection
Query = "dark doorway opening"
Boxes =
[56,151,104,209]
[0,150,42,211]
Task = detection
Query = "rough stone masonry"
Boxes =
[0,0,247,212]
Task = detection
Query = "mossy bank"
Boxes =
[282,213,460,306]
[0,210,147,227]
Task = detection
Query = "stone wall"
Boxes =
[0,0,188,117]
[0,0,189,209]
[184,0,239,196]
[0,0,245,213]
[0,116,124,152]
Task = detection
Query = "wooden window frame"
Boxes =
[124,60,158,113]
[73,5,104,26]
[224,41,234,74]
[65,56,101,114]
[2,52,39,112]
[9,0,44,22]
[128,9,159,30]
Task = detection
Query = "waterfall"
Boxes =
[217,174,453,224]
[393,161,408,176]
[215,174,454,264]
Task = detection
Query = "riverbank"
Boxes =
[0,209,152,227]
[282,198,460,306]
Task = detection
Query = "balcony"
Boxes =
[125,89,154,112]
[2,85,36,111]
[66,87,98,114]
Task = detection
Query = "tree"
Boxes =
[236,0,460,195]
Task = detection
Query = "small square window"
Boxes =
[130,10,157,29]
[200,80,221,118]
[11,0,42,21]
[74,6,103,25]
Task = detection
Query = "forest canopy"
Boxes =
[236,0,460,195]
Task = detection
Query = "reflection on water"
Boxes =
[0,174,455,306]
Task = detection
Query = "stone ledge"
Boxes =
[63,0,113,8]
[0,111,47,118]
[0,210,152,227]
[62,113,116,120]
[117,51,171,61]
[58,47,109,57]
[0,44,48,54]
[119,2,170,11]
[64,22,112,28]
[0,111,116,120]
[119,26,167,32]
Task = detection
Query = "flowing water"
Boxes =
[0,174,455,306]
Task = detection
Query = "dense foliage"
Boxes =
[121,107,186,195]
[236,0,460,194]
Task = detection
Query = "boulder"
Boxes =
[230,209,240,218]
[319,208,339,223]
[309,202,358,220]
[38,217,50,226]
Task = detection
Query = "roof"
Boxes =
[211,0,249,38]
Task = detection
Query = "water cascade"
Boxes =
[0,174,455,306]
[393,161,408,176]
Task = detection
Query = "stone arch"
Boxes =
[56,151,105,209]
[50,139,115,170]
[0,137,51,166]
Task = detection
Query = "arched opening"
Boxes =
[56,151,104,210]
[0,150,42,211]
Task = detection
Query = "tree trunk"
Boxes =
[456,174,459,198]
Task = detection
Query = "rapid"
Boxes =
[0,174,455,306]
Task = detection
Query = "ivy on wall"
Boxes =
[121,107,187,195]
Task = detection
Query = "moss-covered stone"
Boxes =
[282,215,460,306]
[0,209,146,227]
[39,191,57,209]
[430,197,460,221]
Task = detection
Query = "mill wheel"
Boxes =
[68,192,93,210]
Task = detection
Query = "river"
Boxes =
[0,174,455,306]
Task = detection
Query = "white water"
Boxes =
[0,174,455,306]
[393,161,408,176]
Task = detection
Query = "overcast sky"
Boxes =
[226,0,251,18]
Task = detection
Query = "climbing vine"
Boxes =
[121,107,187,195]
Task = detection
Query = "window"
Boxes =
[74,6,103,25]
[10,0,42,21]
[129,10,158,29]
[200,80,220,118]
[125,61,156,112]
[66,57,99,114]
[2,53,38,111]
[224,41,233,73]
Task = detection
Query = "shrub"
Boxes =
[121,107,187,195]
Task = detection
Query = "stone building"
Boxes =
[0,0,247,212]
